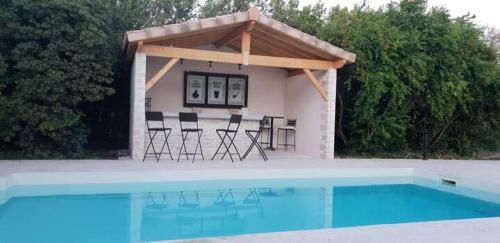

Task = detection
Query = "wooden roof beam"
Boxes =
[142,44,338,70]
[287,59,346,77]
[215,21,255,49]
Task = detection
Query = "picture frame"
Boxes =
[227,77,246,106]
[184,73,206,105]
[207,75,227,105]
[183,71,248,108]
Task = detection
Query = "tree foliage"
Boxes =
[0,0,116,157]
[0,0,498,158]
[322,0,500,155]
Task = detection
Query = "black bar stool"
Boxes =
[211,114,242,162]
[143,111,173,162]
[177,112,204,163]
[242,118,269,161]
[259,116,271,147]
[277,119,296,151]
[145,98,152,111]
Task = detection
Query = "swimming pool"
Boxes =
[0,177,499,242]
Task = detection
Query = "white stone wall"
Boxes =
[284,73,323,157]
[145,45,287,117]
[129,53,146,160]
[319,69,337,159]
[144,118,262,162]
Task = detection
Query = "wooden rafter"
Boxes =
[145,58,179,91]
[251,32,316,59]
[303,69,327,101]
[288,59,347,77]
[141,45,338,70]
[215,21,255,48]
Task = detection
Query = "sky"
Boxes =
[298,0,500,28]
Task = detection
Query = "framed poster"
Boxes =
[207,76,226,105]
[184,71,247,108]
[185,73,206,105]
[227,77,247,106]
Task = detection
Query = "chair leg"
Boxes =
[220,132,234,162]
[143,131,159,162]
[177,131,189,162]
[293,130,296,152]
[211,131,227,160]
[227,132,242,162]
[277,129,279,150]
[161,129,173,160]
[193,130,204,162]
[254,132,268,161]
[143,132,153,162]
[157,131,171,163]
[192,131,199,163]
[183,132,190,160]
[285,129,288,151]
[199,130,205,160]
[166,130,173,160]
[243,131,268,161]
[242,132,254,159]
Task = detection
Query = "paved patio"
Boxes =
[1,157,499,183]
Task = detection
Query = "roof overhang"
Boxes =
[122,7,356,64]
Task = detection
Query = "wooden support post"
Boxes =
[241,30,251,65]
[145,58,179,91]
[303,69,327,101]
[215,21,255,49]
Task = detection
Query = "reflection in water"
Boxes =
[0,187,312,243]
[139,187,327,242]
[1,183,498,243]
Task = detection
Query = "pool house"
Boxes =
[124,7,356,161]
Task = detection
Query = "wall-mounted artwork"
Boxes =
[184,71,248,108]
[227,77,246,106]
[207,76,226,105]
[185,74,206,104]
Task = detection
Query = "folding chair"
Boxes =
[242,118,268,161]
[177,112,204,163]
[277,118,296,151]
[211,114,242,162]
[259,116,271,147]
[143,111,173,163]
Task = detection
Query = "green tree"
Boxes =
[269,0,326,36]
[82,0,198,152]
[323,0,500,156]
[199,0,269,18]
[0,0,115,157]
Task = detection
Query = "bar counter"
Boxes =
[162,111,263,121]
[145,111,265,160]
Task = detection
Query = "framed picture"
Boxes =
[185,73,206,105]
[227,77,247,106]
[207,76,226,105]
[184,71,247,108]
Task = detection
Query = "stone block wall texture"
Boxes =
[130,53,146,160]
[143,119,262,162]
[319,69,337,160]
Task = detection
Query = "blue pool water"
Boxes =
[0,182,499,242]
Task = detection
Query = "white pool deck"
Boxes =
[0,157,499,243]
